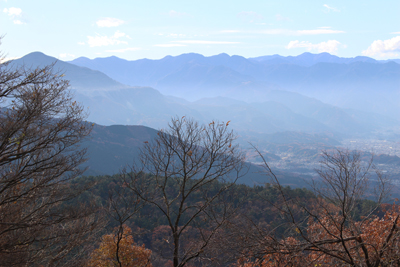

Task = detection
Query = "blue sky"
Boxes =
[1,0,399,60]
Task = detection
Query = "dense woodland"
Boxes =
[2,45,400,267]
[73,173,381,266]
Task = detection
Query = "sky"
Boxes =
[1,0,400,61]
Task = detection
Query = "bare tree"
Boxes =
[106,180,145,267]
[123,117,245,267]
[0,45,102,266]
[236,148,395,267]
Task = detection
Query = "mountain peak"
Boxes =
[16,51,58,67]
[25,51,47,57]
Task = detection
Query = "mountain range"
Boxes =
[68,52,400,121]
[8,51,400,188]
[250,52,400,66]
[11,52,400,140]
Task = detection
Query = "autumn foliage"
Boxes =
[87,225,152,267]
[237,203,400,267]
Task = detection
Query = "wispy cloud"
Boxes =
[391,31,400,34]
[173,40,240,45]
[362,36,400,58]
[13,19,24,25]
[96,17,125,27]
[153,44,187,47]
[86,31,130,47]
[323,4,340,12]
[106,47,142,53]
[3,7,21,16]
[237,11,263,23]
[3,7,25,24]
[286,40,344,54]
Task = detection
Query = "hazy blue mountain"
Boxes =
[68,52,400,119]
[189,95,400,137]
[381,59,400,64]
[251,90,365,134]
[250,52,379,66]
[11,52,202,128]
[16,51,400,138]
[155,62,256,99]
[74,87,203,127]
[193,96,247,106]
[12,52,125,90]
[189,99,333,134]
[82,124,158,175]
[70,53,274,100]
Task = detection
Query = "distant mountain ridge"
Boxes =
[68,52,400,120]
[249,52,400,66]
[12,52,400,140]
[13,52,125,90]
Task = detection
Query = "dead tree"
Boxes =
[123,117,246,267]
[0,45,102,266]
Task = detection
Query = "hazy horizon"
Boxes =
[13,50,400,62]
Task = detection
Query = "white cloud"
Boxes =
[96,17,125,27]
[86,31,129,47]
[113,31,126,38]
[78,41,85,45]
[237,11,263,23]
[106,47,142,53]
[173,40,240,45]
[286,40,343,54]
[3,7,25,24]
[362,36,400,59]
[153,44,187,47]
[3,7,21,16]
[391,31,400,34]
[323,4,340,12]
